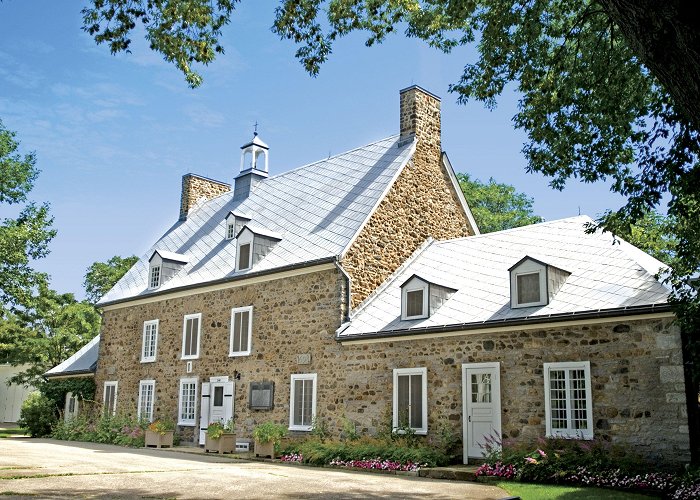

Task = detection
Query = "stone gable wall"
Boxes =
[95,267,348,441]
[343,88,476,309]
[340,316,689,464]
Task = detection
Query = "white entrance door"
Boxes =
[198,376,234,444]
[462,362,501,463]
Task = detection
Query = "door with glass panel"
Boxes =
[462,362,501,462]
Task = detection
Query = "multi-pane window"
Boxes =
[517,272,541,304]
[406,290,424,317]
[393,367,428,434]
[149,265,161,289]
[229,306,253,356]
[103,381,118,415]
[544,361,593,439]
[226,223,236,240]
[181,313,201,359]
[141,319,159,362]
[289,373,316,431]
[178,378,198,426]
[238,243,251,270]
[401,277,429,320]
[138,380,155,422]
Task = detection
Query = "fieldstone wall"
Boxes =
[95,267,349,442]
[343,87,476,308]
[179,174,231,220]
[340,316,690,464]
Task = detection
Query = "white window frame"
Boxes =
[178,377,198,426]
[181,313,202,360]
[229,306,253,357]
[393,367,428,435]
[103,381,118,415]
[401,279,429,320]
[544,361,593,440]
[236,229,254,271]
[138,379,156,422]
[226,222,236,240]
[149,264,161,289]
[510,260,547,308]
[141,319,159,363]
[289,373,317,431]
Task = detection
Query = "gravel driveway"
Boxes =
[0,438,508,499]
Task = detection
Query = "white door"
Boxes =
[462,362,501,463]
[199,377,234,445]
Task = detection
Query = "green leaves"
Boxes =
[82,0,238,88]
[457,173,543,233]
[83,255,138,304]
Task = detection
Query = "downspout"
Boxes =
[334,259,352,323]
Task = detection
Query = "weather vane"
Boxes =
[253,121,259,136]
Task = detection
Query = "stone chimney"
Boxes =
[179,173,231,221]
[399,85,441,159]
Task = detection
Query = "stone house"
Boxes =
[90,86,689,463]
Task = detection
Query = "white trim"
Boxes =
[236,229,254,271]
[401,278,429,320]
[141,319,159,363]
[339,140,417,260]
[101,263,336,311]
[392,367,428,435]
[178,377,198,426]
[440,152,480,235]
[181,313,202,360]
[510,259,547,308]
[544,361,593,440]
[103,381,118,415]
[137,379,156,422]
[149,264,161,289]
[229,306,253,357]
[289,373,317,431]
[461,362,501,464]
[338,312,675,345]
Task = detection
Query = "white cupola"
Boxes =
[234,132,269,200]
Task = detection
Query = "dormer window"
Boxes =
[226,222,236,240]
[149,265,161,289]
[401,276,429,320]
[148,250,189,290]
[225,211,251,241]
[235,225,281,272]
[509,256,570,309]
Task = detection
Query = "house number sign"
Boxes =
[296,353,311,365]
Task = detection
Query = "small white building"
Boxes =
[0,364,34,423]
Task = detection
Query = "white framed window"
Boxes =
[103,381,118,416]
[178,377,198,426]
[229,306,253,356]
[141,319,159,363]
[226,222,236,240]
[149,265,161,289]
[510,258,547,308]
[544,361,593,440]
[181,313,202,360]
[289,373,317,431]
[401,277,429,320]
[237,242,252,270]
[138,379,156,422]
[393,367,428,434]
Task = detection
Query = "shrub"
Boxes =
[253,422,287,444]
[18,391,56,437]
[51,401,146,447]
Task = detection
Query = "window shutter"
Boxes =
[198,382,210,444]
[223,381,235,422]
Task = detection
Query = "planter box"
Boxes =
[205,433,237,454]
[254,440,275,459]
[145,430,174,449]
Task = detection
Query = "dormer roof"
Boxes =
[149,250,189,264]
[236,224,282,241]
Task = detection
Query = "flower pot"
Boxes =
[205,432,237,454]
[145,429,174,448]
[254,439,275,459]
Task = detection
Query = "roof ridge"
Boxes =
[348,237,435,320]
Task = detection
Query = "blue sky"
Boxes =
[1,1,624,299]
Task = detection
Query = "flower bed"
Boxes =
[329,458,421,472]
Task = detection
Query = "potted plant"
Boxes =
[145,418,175,448]
[253,422,287,458]
[205,419,236,454]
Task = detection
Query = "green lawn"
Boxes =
[0,428,27,438]
[496,481,660,499]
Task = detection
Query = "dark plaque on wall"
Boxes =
[249,381,274,410]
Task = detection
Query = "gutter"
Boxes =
[336,303,673,342]
[98,256,338,308]
[44,370,95,380]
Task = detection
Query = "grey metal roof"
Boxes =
[45,335,100,378]
[99,136,415,305]
[338,216,670,338]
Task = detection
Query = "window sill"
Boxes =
[393,428,427,436]
[181,355,199,361]
[546,432,593,440]
[229,351,251,357]
[177,421,196,427]
[140,359,156,364]
[288,425,312,432]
